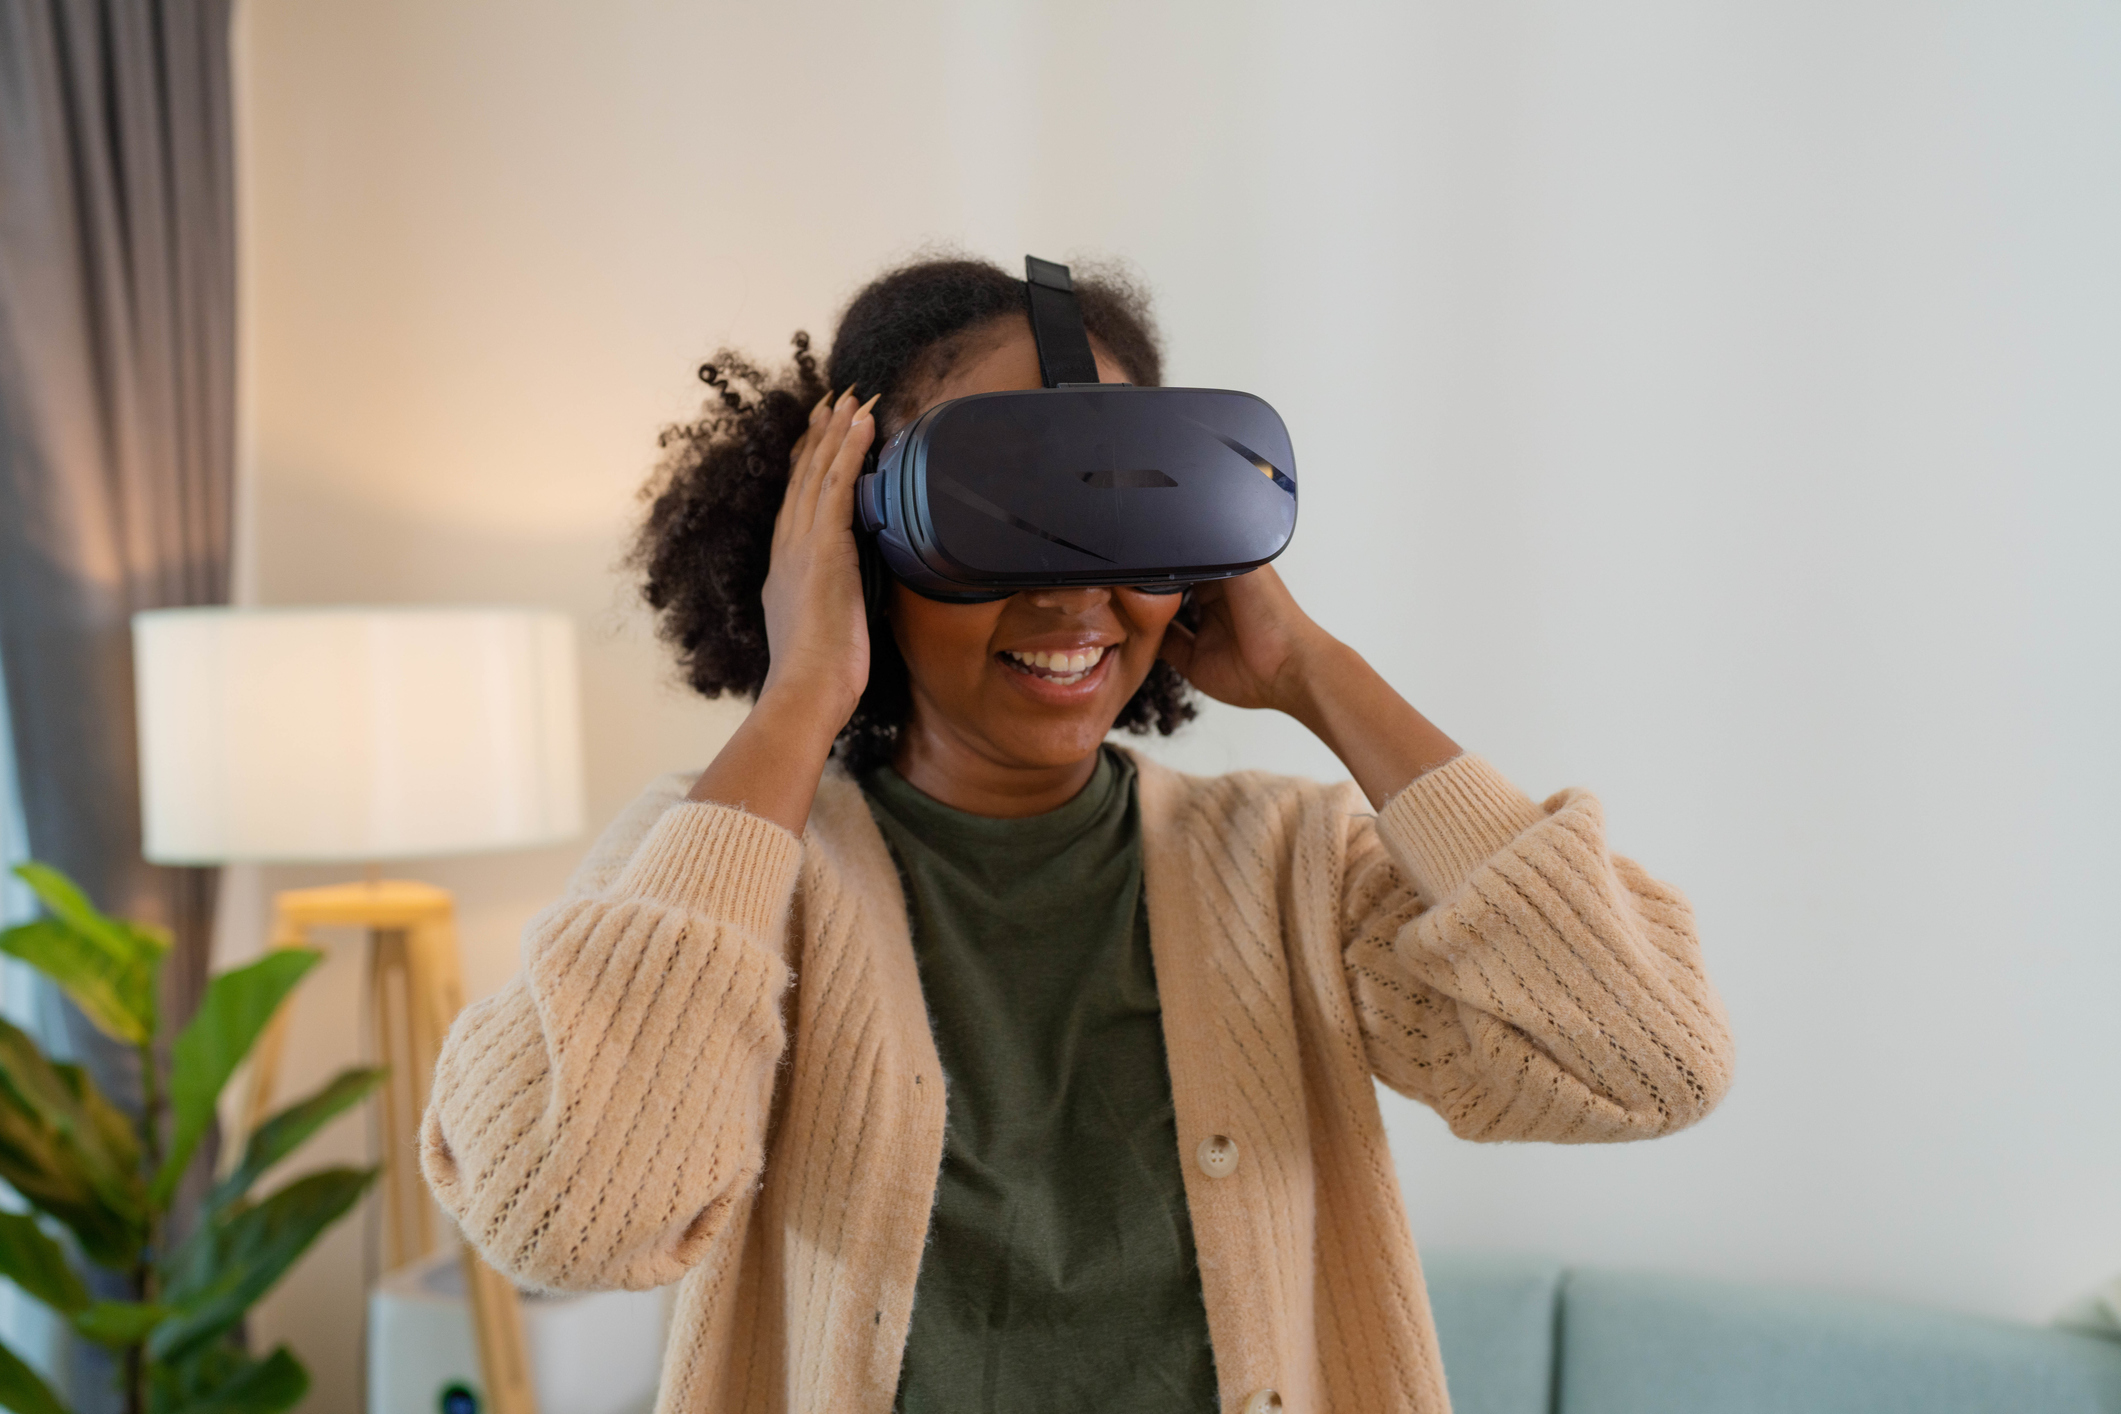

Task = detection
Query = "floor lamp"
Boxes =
[133,606,586,1414]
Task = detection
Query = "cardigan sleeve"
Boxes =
[1341,754,1734,1143]
[418,788,803,1291]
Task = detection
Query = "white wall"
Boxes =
[233,0,2121,1405]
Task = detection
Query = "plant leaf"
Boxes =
[209,1068,384,1215]
[152,950,322,1208]
[0,1020,145,1262]
[0,1024,136,1198]
[169,1346,307,1414]
[0,1335,69,1414]
[5,864,167,1045]
[146,1341,242,1413]
[9,864,171,963]
[71,1300,168,1349]
[149,1166,377,1364]
[52,1064,140,1179]
[151,1213,217,1319]
[0,1211,88,1315]
[0,1096,135,1267]
[0,922,155,1048]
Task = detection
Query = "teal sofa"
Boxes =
[1423,1253,2121,1414]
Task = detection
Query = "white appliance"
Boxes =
[367,1250,664,1414]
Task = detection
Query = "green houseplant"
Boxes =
[0,863,382,1414]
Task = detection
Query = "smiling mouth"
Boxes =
[999,645,1108,686]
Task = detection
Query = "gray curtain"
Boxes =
[0,0,236,1398]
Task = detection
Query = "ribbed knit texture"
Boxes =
[422,752,1734,1414]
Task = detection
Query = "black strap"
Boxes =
[1024,255,1101,387]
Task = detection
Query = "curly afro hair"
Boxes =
[631,254,1196,776]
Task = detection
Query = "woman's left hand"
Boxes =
[1156,564,1333,715]
[1160,564,1464,807]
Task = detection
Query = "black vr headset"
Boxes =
[855,255,1297,605]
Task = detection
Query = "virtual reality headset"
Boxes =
[855,255,1298,604]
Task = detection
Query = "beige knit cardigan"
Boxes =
[421,750,1733,1414]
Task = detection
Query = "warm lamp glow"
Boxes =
[133,607,584,864]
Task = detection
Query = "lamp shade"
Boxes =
[134,607,584,864]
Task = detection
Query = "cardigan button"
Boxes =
[1241,1390,1283,1414]
[1197,1134,1240,1179]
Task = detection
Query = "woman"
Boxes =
[421,257,1734,1414]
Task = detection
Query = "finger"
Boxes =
[792,390,845,481]
[796,389,859,519]
[792,390,861,525]
[1187,578,1230,620]
[788,387,846,485]
[815,394,881,527]
[818,393,880,501]
[776,416,831,548]
[1227,561,1292,608]
[1157,617,1198,675]
[781,428,821,516]
[781,398,842,535]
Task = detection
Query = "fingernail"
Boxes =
[854,393,882,422]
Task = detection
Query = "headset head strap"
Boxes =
[1024,255,1102,387]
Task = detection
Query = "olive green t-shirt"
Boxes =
[862,748,1217,1414]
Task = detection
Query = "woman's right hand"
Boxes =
[758,389,879,728]
[686,389,878,830]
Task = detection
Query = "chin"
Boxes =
[973,661,1142,766]
[992,721,1114,770]
[982,697,1127,768]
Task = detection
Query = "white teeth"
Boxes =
[1003,645,1106,680]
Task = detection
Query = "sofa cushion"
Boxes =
[1557,1267,2121,1414]
[1421,1251,1565,1414]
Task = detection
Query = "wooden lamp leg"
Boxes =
[370,926,433,1268]
[235,904,313,1147]
[237,887,540,1414]
[403,910,538,1414]
[460,1253,539,1413]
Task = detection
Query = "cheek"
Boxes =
[1119,593,1187,654]
[889,588,1004,686]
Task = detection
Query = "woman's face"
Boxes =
[888,317,1186,774]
